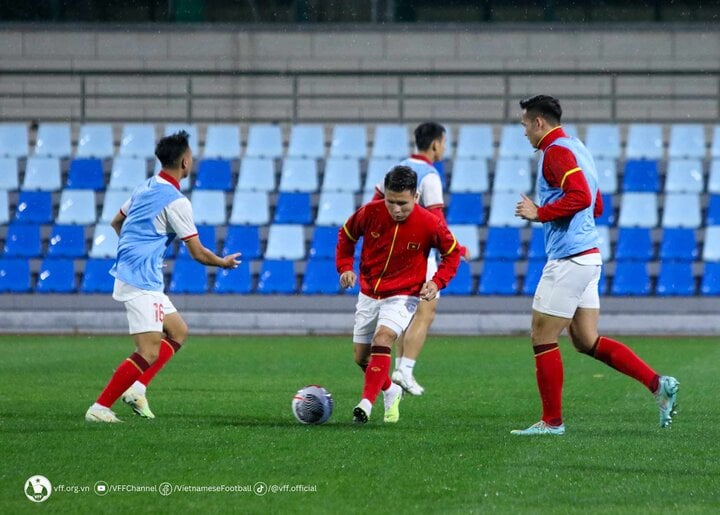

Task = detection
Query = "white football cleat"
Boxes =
[122,388,155,419]
[85,405,122,423]
[391,368,425,396]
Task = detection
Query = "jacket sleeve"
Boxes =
[430,218,462,290]
[336,207,363,274]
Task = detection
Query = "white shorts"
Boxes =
[426,252,440,299]
[532,257,601,319]
[352,292,419,344]
[113,279,178,334]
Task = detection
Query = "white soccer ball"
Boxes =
[292,385,334,425]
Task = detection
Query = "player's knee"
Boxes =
[139,347,160,364]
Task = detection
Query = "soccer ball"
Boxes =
[292,385,333,425]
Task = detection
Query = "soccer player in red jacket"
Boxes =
[336,165,461,424]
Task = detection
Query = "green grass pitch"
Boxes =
[1,334,718,513]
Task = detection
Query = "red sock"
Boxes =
[592,336,659,393]
[96,353,150,408]
[362,346,392,403]
[138,338,182,387]
[534,343,563,427]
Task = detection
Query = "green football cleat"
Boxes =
[655,376,679,428]
[122,389,155,419]
[510,420,565,436]
[383,383,403,423]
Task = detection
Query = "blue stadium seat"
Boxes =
[656,261,695,296]
[487,192,527,227]
[706,194,720,226]
[444,260,473,295]
[264,224,305,260]
[371,125,409,160]
[615,228,653,261]
[214,261,252,294]
[301,258,341,294]
[35,123,71,158]
[702,226,720,262]
[229,191,270,225]
[478,260,518,295]
[169,259,208,294]
[100,190,130,223]
[194,159,233,191]
[363,157,396,193]
[522,259,545,295]
[456,124,494,160]
[0,123,29,158]
[498,125,533,158]
[257,259,296,294]
[203,124,241,159]
[611,262,651,296]
[448,225,479,261]
[595,193,615,226]
[23,157,62,191]
[585,124,621,159]
[625,124,663,160]
[47,224,86,258]
[447,193,484,225]
[309,226,339,259]
[274,192,312,224]
[617,193,658,228]
[527,227,546,260]
[661,193,701,229]
[708,159,720,194]
[0,190,8,225]
[237,157,276,192]
[668,124,705,160]
[14,191,52,223]
[622,160,660,192]
[279,157,319,192]
[712,125,720,159]
[164,124,199,155]
[595,158,618,194]
[108,157,147,191]
[3,223,41,257]
[322,157,361,193]
[0,258,31,292]
[36,258,76,293]
[664,158,704,193]
[659,228,697,261]
[493,158,532,193]
[119,124,156,159]
[89,223,119,258]
[450,158,489,193]
[245,124,283,159]
[76,124,114,159]
[223,225,261,260]
[57,189,97,225]
[190,190,226,225]
[483,227,522,260]
[67,158,105,190]
[288,124,325,159]
[316,192,355,226]
[80,258,115,293]
[0,157,19,191]
[700,262,720,295]
[329,124,367,159]
[177,225,217,260]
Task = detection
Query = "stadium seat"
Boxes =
[585,124,621,159]
[0,123,29,158]
[194,159,233,191]
[237,156,276,192]
[702,226,720,262]
[264,224,305,260]
[712,125,720,159]
[177,225,216,260]
[443,260,473,295]
[274,192,312,224]
[287,124,325,159]
[47,224,86,258]
[321,157,361,193]
[455,124,494,160]
[23,157,62,191]
[478,260,518,295]
[279,157,319,192]
[66,158,105,190]
[0,258,31,292]
[661,193,701,229]
[203,124,241,159]
[659,228,697,261]
[164,124,199,155]
[656,261,695,296]
[708,159,720,194]
[257,259,296,294]
[190,190,226,225]
[527,226,546,260]
[315,192,355,226]
[108,157,147,191]
[493,158,532,193]
[448,224,479,261]
[522,259,545,295]
[35,123,71,158]
[487,192,527,227]
[3,223,41,257]
[625,124,664,160]
[363,157,396,193]
[56,189,96,225]
[450,158,489,193]
[0,190,8,225]
[596,225,611,260]
[371,125,409,160]
[595,158,618,194]
[329,124,367,159]
[668,124,706,160]
[309,226,339,259]
[245,124,283,159]
[169,259,208,294]
[301,258,341,294]
[80,258,115,293]
[213,261,252,294]
[223,225,261,260]
[611,261,651,296]
[595,193,615,226]
[483,227,522,260]
[700,262,720,295]
[0,157,19,190]
[622,160,660,192]
[76,123,114,159]
[14,191,52,223]
[617,192,658,228]
[664,158,704,193]
[498,125,533,158]
[88,223,119,258]
[615,228,653,261]
[446,193,484,225]
[119,124,156,159]
[229,191,270,225]
[36,258,76,293]
[99,190,129,223]
[706,194,720,226]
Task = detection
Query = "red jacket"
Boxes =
[336,200,461,299]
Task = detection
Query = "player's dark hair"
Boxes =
[519,95,562,125]
[414,122,446,151]
[385,165,417,194]
[155,130,191,168]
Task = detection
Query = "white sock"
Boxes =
[395,357,404,370]
[92,402,109,410]
[401,358,416,373]
[359,398,373,415]
[130,381,147,395]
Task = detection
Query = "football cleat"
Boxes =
[391,368,425,396]
[383,383,403,423]
[353,403,370,424]
[510,420,565,436]
[655,375,679,428]
[122,389,155,419]
[85,405,122,423]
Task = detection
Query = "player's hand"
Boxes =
[221,252,242,269]
[420,280,438,301]
[339,271,356,289]
[515,193,539,222]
